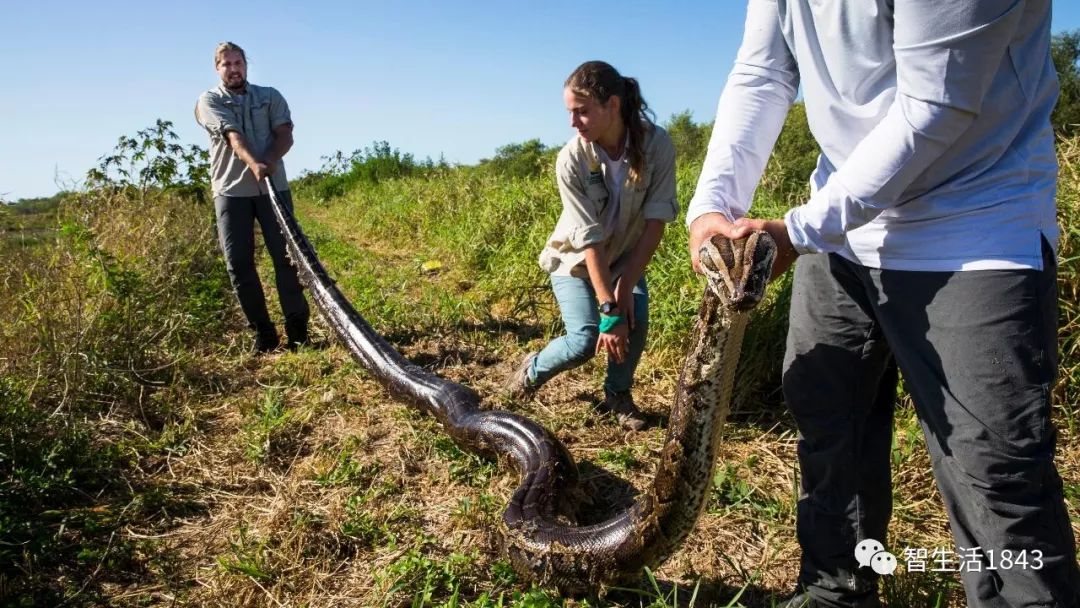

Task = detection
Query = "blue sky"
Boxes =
[4,1,1080,200]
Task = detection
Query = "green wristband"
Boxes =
[598,314,625,333]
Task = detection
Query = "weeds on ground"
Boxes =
[4,118,1079,607]
[0,188,231,604]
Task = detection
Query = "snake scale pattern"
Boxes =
[265,185,777,593]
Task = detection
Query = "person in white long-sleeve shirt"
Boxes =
[688,1,1079,606]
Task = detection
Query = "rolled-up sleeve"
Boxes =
[785,0,1026,254]
[195,92,241,138]
[643,133,679,222]
[687,0,799,227]
[554,156,604,249]
[267,87,292,129]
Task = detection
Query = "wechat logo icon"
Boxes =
[855,538,898,576]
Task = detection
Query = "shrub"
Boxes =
[295,141,446,202]
[478,139,557,180]
[1053,29,1080,138]
[757,102,820,208]
[85,119,209,201]
[0,183,229,603]
[664,110,711,168]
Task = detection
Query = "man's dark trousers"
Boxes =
[784,241,1080,607]
[213,189,309,338]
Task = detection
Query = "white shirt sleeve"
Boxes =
[785,0,1027,254]
[686,0,799,227]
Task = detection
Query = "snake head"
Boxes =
[699,231,777,312]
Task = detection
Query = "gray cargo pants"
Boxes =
[213,190,309,335]
[785,241,1080,607]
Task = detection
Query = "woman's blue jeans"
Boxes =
[528,275,649,396]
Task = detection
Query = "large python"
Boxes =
[263,180,777,593]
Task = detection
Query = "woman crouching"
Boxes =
[504,60,679,431]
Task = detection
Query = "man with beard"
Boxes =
[196,42,309,353]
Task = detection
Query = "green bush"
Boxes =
[0,186,230,604]
[478,139,557,180]
[295,141,448,202]
[664,110,711,169]
[1053,29,1080,138]
[757,102,820,208]
[85,119,209,200]
[662,103,819,212]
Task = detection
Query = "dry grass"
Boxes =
[5,139,1080,607]
[127,334,807,606]
[96,326,1003,607]
[103,251,1074,607]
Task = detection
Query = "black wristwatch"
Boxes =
[599,300,619,315]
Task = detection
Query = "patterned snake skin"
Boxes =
[263,181,777,593]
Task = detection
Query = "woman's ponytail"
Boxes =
[565,61,655,183]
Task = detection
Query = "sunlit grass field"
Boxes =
[1,124,1078,606]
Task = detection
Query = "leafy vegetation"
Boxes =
[1053,29,1080,138]
[85,118,210,200]
[478,139,558,180]
[0,154,230,603]
[296,140,450,203]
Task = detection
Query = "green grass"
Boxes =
[291,158,797,414]
[1,123,1078,607]
[0,191,231,605]
[595,445,648,473]
[710,455,793,523]
[432,435,500,487]
[217,523,277,583]
[243,389,294,463]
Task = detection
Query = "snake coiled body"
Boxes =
[266,186,776,593]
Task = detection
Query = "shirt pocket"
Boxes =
[215,98,245,137]
[251,100,272,142]
[584,181,609,217]
[1006,43,1030,102]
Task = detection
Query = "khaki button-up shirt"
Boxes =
[539,125,679,279]
[195,83,292,197]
